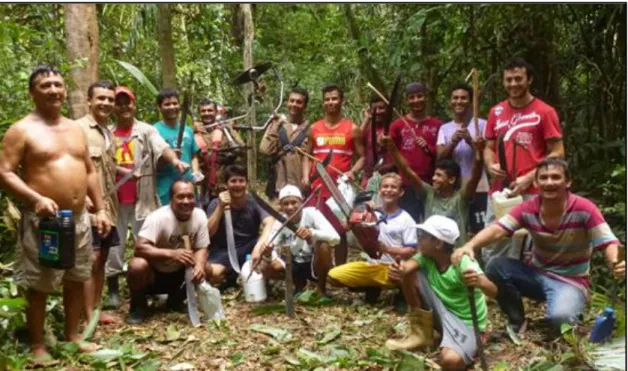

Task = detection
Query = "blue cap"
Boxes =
[604,307,615,315]
[246,254,251,261]
[59,210,73,218]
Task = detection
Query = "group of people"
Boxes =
[0,57,624,370]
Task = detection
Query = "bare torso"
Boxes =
[16,113,89,213]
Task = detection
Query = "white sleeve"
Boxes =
[267,220,282,245]
[193,210,210,249]
[402,214,418,247]
[138,212,160,244]
[436,125,447,146]
[310,209,341,246]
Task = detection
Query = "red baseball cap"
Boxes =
[115,86,136,102]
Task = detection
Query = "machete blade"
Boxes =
[176,92,191,150]
[497,135,509,188]
[384,74,403,135]
[232,62,273,86]
[250,191,299,233]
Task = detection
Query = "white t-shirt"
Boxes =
[370,208,418,264]
[436,118,489,192]
[138,206,210,273]
[268,207,340,263]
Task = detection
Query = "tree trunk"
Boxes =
[242,4,257,182]
[157,4,177,89]
[64,4,99,119]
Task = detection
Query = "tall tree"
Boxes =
[157,4,177,89]
[241,4,257,181]
[64,4,99,119]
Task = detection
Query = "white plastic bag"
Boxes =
[196,281,225,321]
[325,174,356,222]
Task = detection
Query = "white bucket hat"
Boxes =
[278,185,303,201]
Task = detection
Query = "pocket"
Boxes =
[89,146,103,170]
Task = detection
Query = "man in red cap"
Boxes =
[105,86,188,308]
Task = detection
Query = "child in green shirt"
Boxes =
[386,215,497,370]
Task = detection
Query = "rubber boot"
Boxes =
[106,276,121,309]
[127,291,147,325]
[385,308,434,351]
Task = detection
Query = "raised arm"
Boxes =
[452,223,510,264]
[259,118,281,155]
[379,135,425,193]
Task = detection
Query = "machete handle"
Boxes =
[182,235,192,251]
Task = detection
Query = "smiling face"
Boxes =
[30,73,66,113]
[170,181,196,220]
[406,92,426,115]
[159,96,180,122]
[432,168,456,192]
[199,103,217,125]
[88,87,115,123]
[322,89,343,116]
[279,195,303,220]
[114,94,135,123]
[226,174,248,200]
[536,164,571,201]
[449,88,471,117]
[287,92,307,120]
[503,67,532,100]
[379,175,404,207]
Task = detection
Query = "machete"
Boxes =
[384,74,403,136]
[182,235,201,327]
[497,135,509,189]
[176,92,191,150]
[108,154,150,196]
[224,203,240,273]
[315,162,352,219]
[250,191,299,233]
[468,286,488,371]
[247,186,321,281]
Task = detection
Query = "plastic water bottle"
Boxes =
[590,307,616,343]
[240,254,267,303]
[38,209,75,269]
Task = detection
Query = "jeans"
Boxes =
[486,257,586,331]
[106,203,144,278]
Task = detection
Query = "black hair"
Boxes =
[157,88,179,106]
[536,157,571,182]
[290,86,309,106]
[370,92,385,106]
[449,82,473,101]
[169,178,194,199]
[322,83,344,101]
[87,80,115,99]
[197,98,216,111]
[503,58,535,79]
[223,164,248,183]
[29,65,61,90]
[435,159,462,190]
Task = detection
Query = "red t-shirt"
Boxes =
[310,118,355,199]
[112,126,137,205]
[485,98,562,195]
[389,116,442,186]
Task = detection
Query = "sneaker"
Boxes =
[126,307,146,325]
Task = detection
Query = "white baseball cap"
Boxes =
[415,215,459,245]
[278,185,303,201]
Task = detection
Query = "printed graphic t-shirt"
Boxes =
[112,125,137,205]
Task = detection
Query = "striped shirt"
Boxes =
[497,193,619,286]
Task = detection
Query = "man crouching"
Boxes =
[126,179,209,324]
[386,215,497,371]
[253,185,339,296]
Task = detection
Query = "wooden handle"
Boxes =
[472,68,480,138]
[182,235,192,251]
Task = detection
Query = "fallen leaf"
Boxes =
[169,362,195,371]
[249,323,292,342]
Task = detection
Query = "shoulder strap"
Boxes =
[278,125,290,147]
[290,122,310,147]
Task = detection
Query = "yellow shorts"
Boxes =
[14,210,92,293]
[328,261,397,289]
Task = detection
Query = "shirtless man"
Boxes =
[0,65,111,361]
